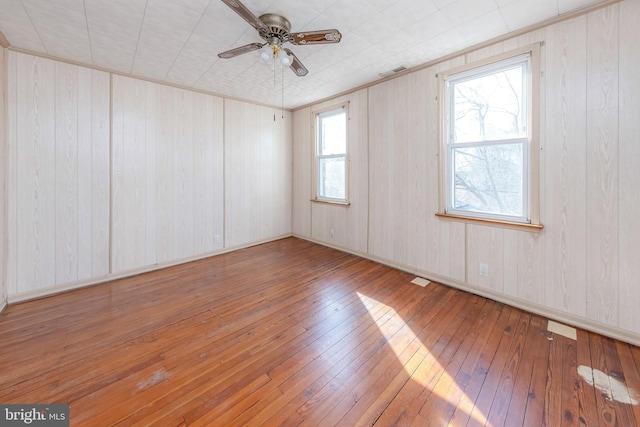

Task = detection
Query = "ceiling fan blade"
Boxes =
[289,29,342,45]
[218,42,264,59]
[283,48,308,77]
[221,0,267,32]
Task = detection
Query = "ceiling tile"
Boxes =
[455,9,508,43]
[380,0,439,28]
[21,0,92,63]
[500,0,558,30]
[350,12,402,45]
[365,0,400,12]
[558,0,603,14]
[322,0,378,32]
[0,0,46,52]
[440,0,500,26]
[404,11,453,40]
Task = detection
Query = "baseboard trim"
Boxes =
[292,234,640,347]
[7,234,292,305]
[0,299,6,314]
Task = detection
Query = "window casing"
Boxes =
[314,105,348,203]
[440,46,540,226]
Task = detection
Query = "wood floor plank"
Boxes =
[589,333,618,427]
[446,305,515,426]
[483,311,531,426]
[559,333,580,426]
[574,328,601,427]
[601,336,638,426]
[0,237,639,426]
[502,315,548,427]
[544,333,565,426]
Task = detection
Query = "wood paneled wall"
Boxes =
[292,1,640,342]
[5,52,292,300]
[111,76,224,273]
[1,47,7,310]
[224,100,291,248]
[6,52,110,297]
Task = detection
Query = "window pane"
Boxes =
[319,157,346,200]
[452,143,523,216]
[453,65,525,143]
[319,111,346,155]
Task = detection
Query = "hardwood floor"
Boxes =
[1,237,640,426]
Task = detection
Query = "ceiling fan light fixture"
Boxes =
[260,45,272,61]
[280,53,292,66]
[219,0,342,77]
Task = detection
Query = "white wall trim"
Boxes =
[7,234,292,305]
[293,234,640,347]
[0,300,6,314]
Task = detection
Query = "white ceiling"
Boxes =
[0,0,606,109]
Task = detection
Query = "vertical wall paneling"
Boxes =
[617,0,640,334]
[111,76,224,273]
[54,62,79,284]
[6,51,16,296]
[224,99,291,248]
[585,5,619,327]
[111,76,150,272]
[144,79,157,265]
[8,52,110,295]
[292,106,311,238]
[173,89,194,259]
[367,78,403,263]
[368,74,423,267]
[0,47,6,308]
[155,84,174,264]
[15,53,56,293]
[543,16,588,317]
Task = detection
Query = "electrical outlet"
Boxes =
[330,228,335,238]
[214,234,221,243]
[479,263,489,277]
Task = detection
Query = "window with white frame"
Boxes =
[441,47,540,225]
[315,105,348,203]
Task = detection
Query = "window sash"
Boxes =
[444,52,532,224]
[317,155,346,201]
[445,139,529,222]
[314,105,348,203]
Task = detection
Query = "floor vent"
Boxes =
[410,277,430,287]
[547,320,577,340]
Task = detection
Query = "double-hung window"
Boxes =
[440,45,541,227]
[314,105,348,203]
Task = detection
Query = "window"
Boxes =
[314,105,348,203]
[440,45,540,226]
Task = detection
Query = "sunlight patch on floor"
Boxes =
[357,292,489,425]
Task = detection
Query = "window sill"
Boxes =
[435,213,543,232]
[311,199,350,207]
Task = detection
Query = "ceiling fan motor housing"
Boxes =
[258,13,291,44]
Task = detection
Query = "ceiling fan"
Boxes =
[218,0,342,77]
